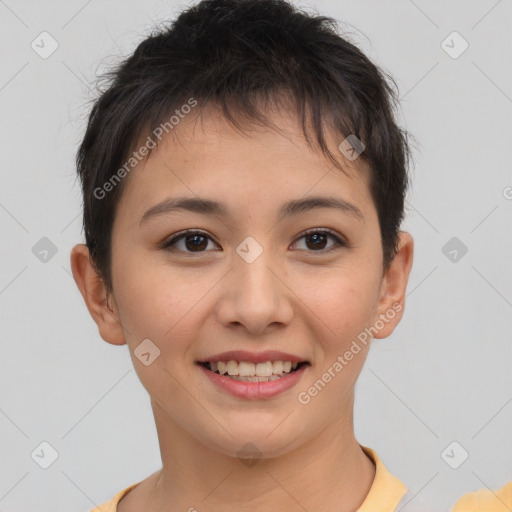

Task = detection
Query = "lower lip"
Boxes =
[198,363,309,400]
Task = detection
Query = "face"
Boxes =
[72,104,413,460]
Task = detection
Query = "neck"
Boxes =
[144,401,376,512]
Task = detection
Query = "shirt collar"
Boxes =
[356,445,408,511]
[102,445,408,512]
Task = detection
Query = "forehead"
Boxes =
[115,104,374,226]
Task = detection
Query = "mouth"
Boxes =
[195,350,311,399]
[198,360,310,382]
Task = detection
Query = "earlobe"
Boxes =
[70,244,126,346]
[373,231,414,339]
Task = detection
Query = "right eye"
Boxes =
[161,230,220,253]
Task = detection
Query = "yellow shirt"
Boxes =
[89,446,409,512]
[89,451,512,512]
[451,481,512,511]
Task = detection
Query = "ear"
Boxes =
[70,244,126,346]
[372,231,414,339]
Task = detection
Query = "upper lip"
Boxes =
[196,350,309,364]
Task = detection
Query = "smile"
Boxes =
[197,360,310,399]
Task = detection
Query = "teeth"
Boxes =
[256,362,273,377]
[226,360,239,376]
[206,360,302,377]
[272,361,284,374]
[229,375,282,382]
[238,361,255,377]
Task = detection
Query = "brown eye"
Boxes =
[293,229,345,252]
[162,228,346,255]
[162,230,217,253]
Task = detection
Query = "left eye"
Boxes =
[162,229,345,253]
[293,229,345,252]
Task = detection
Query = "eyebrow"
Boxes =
[139,195,364,225]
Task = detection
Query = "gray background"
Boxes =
[1,0,511,510]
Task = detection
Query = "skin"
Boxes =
[71,103,413,512]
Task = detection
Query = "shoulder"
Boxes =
[450,480,512,511]
[357,446,409,511]
[88,482,140,512]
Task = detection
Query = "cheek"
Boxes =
[112,251,205,346]
[298,267,380,348]
[111,256,211,397]
[294,277,378,415]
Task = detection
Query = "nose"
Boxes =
[215,243,294,336]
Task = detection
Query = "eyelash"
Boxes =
[161,228,347,254]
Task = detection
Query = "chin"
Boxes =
[200,424,304,461]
